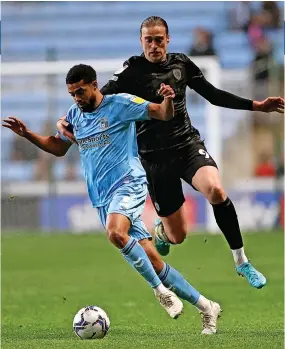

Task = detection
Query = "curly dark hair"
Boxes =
[66,64,97,84]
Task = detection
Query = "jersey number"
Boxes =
[198,149,210,159]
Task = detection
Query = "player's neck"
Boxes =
[153,56,167,65]
[94,92,104,108]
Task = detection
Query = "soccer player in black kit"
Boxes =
[58,16,284,289]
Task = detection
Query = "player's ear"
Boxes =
[92,81,98,90]
[166,35,170,44]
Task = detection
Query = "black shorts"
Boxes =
[140,142,218,217]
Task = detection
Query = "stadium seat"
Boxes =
[1,0,283,168]
[214,32,250,51]
[1,161,36,181]
[218,48,254,69]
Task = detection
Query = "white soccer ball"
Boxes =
[73,305,110,340]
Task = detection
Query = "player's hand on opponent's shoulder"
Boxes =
[253,96,284,114]
[158,83,175,100]
[57,115,77,144]
[2,116,28,137]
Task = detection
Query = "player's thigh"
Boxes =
[181,143,226,203]
[105,213,131,236]
[139,238,164,274]
[96,204,131,248]
[108,178,147,220]
[108,179,152,241]
[192,166,227,204]
[181,142,218,190]
[140,158,185,218]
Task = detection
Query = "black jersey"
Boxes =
[101,53,253,159]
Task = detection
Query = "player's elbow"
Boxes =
[55,147,70,157]
[49,147,68,157]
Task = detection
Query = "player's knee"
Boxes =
[207,184,226,204]
[107,228,128,249]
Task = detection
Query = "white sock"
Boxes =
[231,247,248,266]
[195,295,211,313]
[154,283,168,295]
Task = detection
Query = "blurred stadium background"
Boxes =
[1,1,284,234]
[1,3,284,348]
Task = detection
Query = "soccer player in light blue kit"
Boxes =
[3,64,221,334]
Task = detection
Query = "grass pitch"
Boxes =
[2,231,284,349]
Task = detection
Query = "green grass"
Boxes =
[2,231,284,349]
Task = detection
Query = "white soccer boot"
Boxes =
[154,289,184,319]
[200,301,221,335]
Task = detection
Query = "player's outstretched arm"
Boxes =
[148,83,175,121]
[2,116,71,157]
[191,76,284,113]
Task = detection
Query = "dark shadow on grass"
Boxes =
[2,325,200,341]
[3,325,283,341]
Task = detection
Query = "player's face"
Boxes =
[140,25,170,63]
[67,79,97,112]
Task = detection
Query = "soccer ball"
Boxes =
[73,305,110,339]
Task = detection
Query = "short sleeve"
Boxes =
[118,94,151,122]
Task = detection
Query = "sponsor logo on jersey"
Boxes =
[78,134,111,150]
[173,69,182,81]
[131,96,146,105]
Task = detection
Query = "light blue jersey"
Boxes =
[58,93,150,207]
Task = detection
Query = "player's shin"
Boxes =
[120,237,184,318]
[158,263,202,305]
[212,197,248,265]
[120,236,163,288]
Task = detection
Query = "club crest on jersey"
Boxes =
[173,69,182,81]
[99,118,108,130]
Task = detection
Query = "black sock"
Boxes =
[212,197,243,250]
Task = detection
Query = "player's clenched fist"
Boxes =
[2,116,28,137]
[158,83,175,99]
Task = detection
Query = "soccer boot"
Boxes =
[236,262,266,289]
[154,218,170,256]
[154,289,184,319]
[200,301,222,335]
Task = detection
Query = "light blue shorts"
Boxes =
[96,177,152,241]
